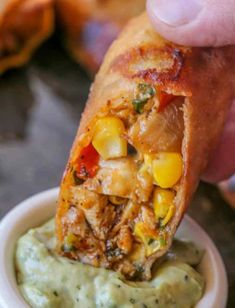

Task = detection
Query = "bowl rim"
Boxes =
[0,188,228,308]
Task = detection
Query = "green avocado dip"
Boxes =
[15,220,205,308]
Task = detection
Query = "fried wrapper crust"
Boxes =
[56,13,235,280]
[0,0,54,74]
[56,0,145,73]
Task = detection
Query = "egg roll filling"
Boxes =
[0,0,53,67]
[59,82,185,280]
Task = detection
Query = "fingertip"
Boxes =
[147,0,203,27]
[146,0,204,46]
[146,0,235,46]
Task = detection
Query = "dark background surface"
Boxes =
[0,36,234,307]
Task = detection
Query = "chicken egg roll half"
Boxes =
[56,0,145,73]
[56,13,235,280]
[0,0,54,74]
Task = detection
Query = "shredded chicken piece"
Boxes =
[117,226,133,254]
[71,186,115,240]
[141,206,157,230]
[129,98,184,153]
[84,158,138,198]
[61,205,107,267]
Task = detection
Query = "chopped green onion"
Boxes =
[132,83,156,113]
[138,83,156,99]
[159,236,167,247]
[62,233,78,252]
[61,243,76,253]
[132,98,147,113]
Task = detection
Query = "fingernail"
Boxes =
[148,0,203,26]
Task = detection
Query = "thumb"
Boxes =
[201,100,235,183]
[147,0,235,46]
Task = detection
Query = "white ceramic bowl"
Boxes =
[0,188,228,308]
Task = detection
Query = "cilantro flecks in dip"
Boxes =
[15,220,204,308]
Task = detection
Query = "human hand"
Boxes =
[147,0,235,182]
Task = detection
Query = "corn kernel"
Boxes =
[152,152,183,188]
[161,204,175,226]
[92,117,127,159]
[153,187,175,219]
[146,236,167,256]
[129,243,146,261]
[134,222,156,244]
[62,233,77,252]
[146,243,159,256]
[134,222,147,244]
[134,222,166,256]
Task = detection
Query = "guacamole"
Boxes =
[15,220,204,308]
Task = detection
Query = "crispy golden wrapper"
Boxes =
[56,13,235,280]
[0,0,54,73]
[56,0,145,73]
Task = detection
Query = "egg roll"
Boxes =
[0,0,54,74]
[56,0,145,73]
[56,13,235,280]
